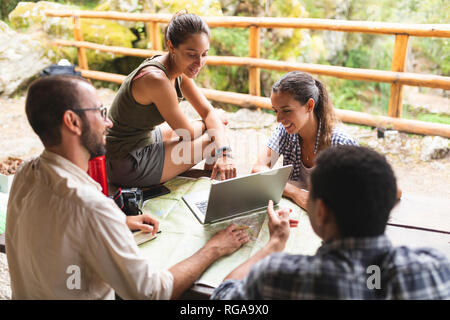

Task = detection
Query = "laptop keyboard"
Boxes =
[195,200,208,215]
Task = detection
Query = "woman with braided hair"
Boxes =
[252,71,359,209]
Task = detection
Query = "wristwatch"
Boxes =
[216,146,232,158]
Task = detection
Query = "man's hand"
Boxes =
[211,156,237,180]
[126,214,159,236]
[168,223,249,299]
[266,200,291,252]
[221,203,291,281]
[205,224,250,258]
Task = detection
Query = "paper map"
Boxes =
[139,176,322,288]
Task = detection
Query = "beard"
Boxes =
[80,118,106,159]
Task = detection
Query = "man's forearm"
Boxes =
[168,245,221,299]
[224,241,283,281]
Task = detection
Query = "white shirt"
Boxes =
[6,150,173,299]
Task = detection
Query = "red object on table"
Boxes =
[87,155,108,196]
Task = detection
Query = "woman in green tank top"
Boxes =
[106,13,236,187]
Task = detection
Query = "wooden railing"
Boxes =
[45,10,450,138]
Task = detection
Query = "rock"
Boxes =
[97,0,224,30]
[179,103,276,130]
[8,1,137,72]
[154,0,224,16]
[368,140,378,149]
[8,1,75,35]
[98,0,140,13]
[420,136,449,161]
[384,130,399,142]
[431,161,445,170]
[93,1,145,30]
[380,130,402,155]
[403,87,450,116]
[0,21,51,96]
[81,18,137,70]
[227,109,275,129]
[0,253,11,300]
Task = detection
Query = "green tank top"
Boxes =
[105,57,183,159]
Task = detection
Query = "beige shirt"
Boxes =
[6,150,173,299]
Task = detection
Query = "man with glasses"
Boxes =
[5,75,249,299]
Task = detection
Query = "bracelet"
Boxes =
[216,146,232,156]
[198,119,206,131]
[214,146,232,161]
[221,153,233,159]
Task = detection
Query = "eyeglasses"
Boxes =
[71,105,108,120]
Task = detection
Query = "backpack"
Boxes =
[39,64,82,77]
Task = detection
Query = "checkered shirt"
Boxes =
[267,124,359,181]
[211,235,450,300]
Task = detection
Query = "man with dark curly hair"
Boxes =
[212,146,450,299]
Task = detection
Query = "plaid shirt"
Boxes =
[211,235,450,300]
[267,124,359,181]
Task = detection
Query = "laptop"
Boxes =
[182,165,293,224]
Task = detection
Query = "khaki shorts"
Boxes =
[106,127,165,187]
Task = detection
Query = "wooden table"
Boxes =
[388,193,450,233]
[386,192,450,259]
[0,172,448,299]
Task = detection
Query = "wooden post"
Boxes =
[150,22,161,50]
[388,34,409,118]
[249,26,260,96]
[73,15,89,70]
[146,21,152,45]
[141,0,158,50]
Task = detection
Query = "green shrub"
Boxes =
[196,28,249,94]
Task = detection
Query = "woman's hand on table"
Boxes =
[283,182,309,210]
[126,214,159,236]
[210,156,237,180]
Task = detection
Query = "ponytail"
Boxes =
[313,78,336,150]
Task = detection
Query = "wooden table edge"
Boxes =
[0,233,5,254]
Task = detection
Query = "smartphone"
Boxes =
[142,185,171,201]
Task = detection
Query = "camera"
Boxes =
[112,188,143,216]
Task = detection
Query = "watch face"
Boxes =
[217,146,231,153]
